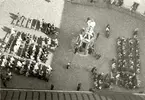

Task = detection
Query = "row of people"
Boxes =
[11,13,58,36]
[116,38,140,73]
[111,59,141,89]
[0,55,52,82]
[133,29,140,74]
[2,29,58,63]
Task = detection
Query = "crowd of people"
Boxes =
[91,67,111,90]
[91,28,141,90]
[0,54,52,82]
[11,13,59,36]
[3,28,58,60]
[110,29,141,89]
[0,11,60,87]
[0,27,59,84]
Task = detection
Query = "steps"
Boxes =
[0,88,112,100]
[0,88,145,100]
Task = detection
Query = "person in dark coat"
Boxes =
[66,62,71,69]
[74,46,79,54]
[91,67,96,73]
[77,83,82,91]
[50,84,54,90]
[2,78,7,87]
[1,74,7,87]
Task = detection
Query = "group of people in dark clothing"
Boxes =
[41,19,59,36]
[91,28,141,90]
[11,13,58,36]
[111,28,141,89]
[91,67,111,90]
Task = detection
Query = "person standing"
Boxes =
[74,46,78,54]
[11,26,16,35]
[1,74,7,87]
[96,32,100,39]
[66,62,71,69]
[6,68,12,81]
[50,84,54,90]
[2,78,7,87]
[77,83,82,91]
[16,12,21,26]
[91,67,97,73]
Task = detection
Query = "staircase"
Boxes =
[0,88,145,100]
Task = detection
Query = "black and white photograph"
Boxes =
[0,0,145,100]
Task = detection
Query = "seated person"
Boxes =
[38,69,44,79]
[11,27,16,34]
[47,38,51,46]
[16,60,22,71]
[16,13,25,26]
[19,61,26,74]
[15,12,21,25]
[40,19,44,30]
[117,39,121,46]
[50,38,58,49]
[1,56,7,68]
[136,68,140,74]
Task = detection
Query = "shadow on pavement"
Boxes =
[1,26,11,33]
[9,12,18,24]
[9,12,17,20]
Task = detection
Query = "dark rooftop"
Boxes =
[0,88,145,100]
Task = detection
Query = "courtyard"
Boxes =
[0,0,145,93]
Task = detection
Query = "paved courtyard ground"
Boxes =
[0,0,145,93]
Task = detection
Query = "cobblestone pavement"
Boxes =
[0,0,145,93]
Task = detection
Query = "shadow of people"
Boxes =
[9,13,18,24]
[1,26,11,33]
[45,0,50,3]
